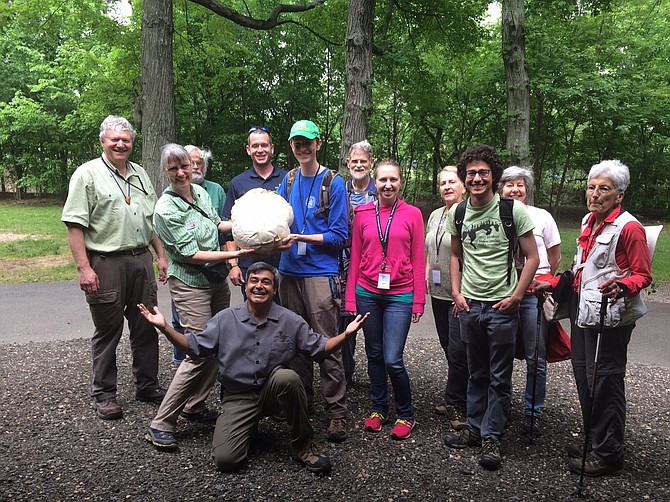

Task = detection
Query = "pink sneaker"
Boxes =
[390,418,416,440]
[364,412,388,432]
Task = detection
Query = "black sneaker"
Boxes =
[136,387,167,404]
[292,441,332,474]
[479,437,502,470]
[522,415,541,437]
[569,453,624,477]
[179,408,220,423]
[444,426,481,449]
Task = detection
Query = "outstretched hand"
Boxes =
[137,303,167,330]
[345,312,370,335]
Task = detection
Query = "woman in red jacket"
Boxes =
[345,159,426,440]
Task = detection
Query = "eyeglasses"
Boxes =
[465,168,491,179]
[248,126,269,134]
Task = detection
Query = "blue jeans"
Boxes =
[459,299,517,438]
[357,294,414,420]
[519,293,548,417]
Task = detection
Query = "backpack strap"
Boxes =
[499,197,517,285]
[314,169,337,221]
[285,167,299,198]
[454,200,467,272]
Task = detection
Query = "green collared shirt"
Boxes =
[61,156,157,253]
[153,183,221,288]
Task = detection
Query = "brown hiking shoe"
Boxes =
[93,397,123,420]
[569,453,624,477]
[445,405,467,431]
[327,418,347,442]
[444,426,481,449]
[292,441,332,474]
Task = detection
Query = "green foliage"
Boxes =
[0,0,669,220]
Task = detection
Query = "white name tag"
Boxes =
[431,266,442,285]
[297,241,307,256]
[377,273,391,290]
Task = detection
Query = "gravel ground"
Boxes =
[1,335,669,501]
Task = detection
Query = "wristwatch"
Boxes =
[227,260,238,270]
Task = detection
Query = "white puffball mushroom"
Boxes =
[231,188,294,253]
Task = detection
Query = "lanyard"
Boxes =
[434,206,448,260]
[297,169,319,234]
[100,156,148,204]
[375,199,398,270]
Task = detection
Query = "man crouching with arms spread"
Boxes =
[138,262,368,474]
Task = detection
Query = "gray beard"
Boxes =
[191,173,204,185]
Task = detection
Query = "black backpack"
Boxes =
[285,167,355,248]
[454,197,521,285]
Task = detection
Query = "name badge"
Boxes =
[297,241,307,256]
[377,273,391,290]
[185,220,198,231]
[431,266,442,285]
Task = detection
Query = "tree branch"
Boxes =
[188,0,326,30]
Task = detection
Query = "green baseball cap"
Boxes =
[288,120,320,140]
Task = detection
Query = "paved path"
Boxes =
[1,280,668,368]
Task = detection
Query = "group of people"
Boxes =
[62,115,653,478]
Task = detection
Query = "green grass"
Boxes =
[557,227,670,288]
[0,201,669,286]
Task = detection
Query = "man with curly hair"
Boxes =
[443,144,539,470]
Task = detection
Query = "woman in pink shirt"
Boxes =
[345,159,426,440]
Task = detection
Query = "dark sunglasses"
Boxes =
[248,125,269,134]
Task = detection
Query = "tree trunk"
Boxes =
[339,0,375,173]
[502,0,530,185]
[140,0,176,193]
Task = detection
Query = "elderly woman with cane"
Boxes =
[499,166,561,438]
[535,159,651,478]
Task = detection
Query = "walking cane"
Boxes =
[576,295,609,497]
[527,294,542,443]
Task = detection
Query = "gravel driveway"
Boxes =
[1,333,668,501]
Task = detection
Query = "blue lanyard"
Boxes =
[297,169,319,234]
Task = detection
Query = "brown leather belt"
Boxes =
[88,246,149,257]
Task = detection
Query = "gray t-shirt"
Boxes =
[185,302,327,394]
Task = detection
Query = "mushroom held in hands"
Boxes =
[231,188,294,253]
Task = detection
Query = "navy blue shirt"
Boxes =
[222,164,287,269]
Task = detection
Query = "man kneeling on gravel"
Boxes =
[138,261,368,474]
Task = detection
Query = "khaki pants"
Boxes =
[279,275,346,419]
[211,367,313,472]
[150,278,230,432]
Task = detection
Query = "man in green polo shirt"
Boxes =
[61,115,169,420]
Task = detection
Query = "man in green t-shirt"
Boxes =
[443,144,539,471]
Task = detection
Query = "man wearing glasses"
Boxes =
[61,115,169,420]
[222,126,287,298]
[443,144,538,471]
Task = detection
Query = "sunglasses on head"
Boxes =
[248,126,269,134]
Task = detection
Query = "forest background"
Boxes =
[1,0,669,218]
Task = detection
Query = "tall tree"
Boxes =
[502,0,530,171]
[339,0,375,171]
[138,0,176,193]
